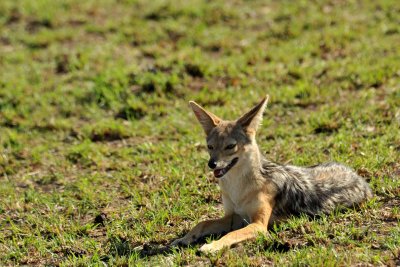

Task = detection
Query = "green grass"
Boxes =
[0,0,399,265]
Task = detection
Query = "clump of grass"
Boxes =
[66,140,103,166]
[115,101,148,120]
[85,120,131,142]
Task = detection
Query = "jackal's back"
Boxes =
[262,161,373,218]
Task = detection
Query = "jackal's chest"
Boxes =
[222,193,251,222]
[219,179,252,222]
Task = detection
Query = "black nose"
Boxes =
[208,159,217,169]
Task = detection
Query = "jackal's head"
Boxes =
[189,95,269,178]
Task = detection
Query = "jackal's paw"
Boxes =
[199,242,224,254]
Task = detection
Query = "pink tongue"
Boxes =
[214,169,223,177]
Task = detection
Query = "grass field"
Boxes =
[1,0,399,266]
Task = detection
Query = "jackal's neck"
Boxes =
[246,140,264,177]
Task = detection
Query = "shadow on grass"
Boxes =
[109,210,370,258]
[131,232,308,258]
[106,236,174,258]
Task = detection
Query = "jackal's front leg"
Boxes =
[171,214,243,246]
[199,203,272,253]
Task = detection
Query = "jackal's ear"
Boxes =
[189,101,221,135]
[237,95,269,134]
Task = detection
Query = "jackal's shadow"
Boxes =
[138,229,304,257]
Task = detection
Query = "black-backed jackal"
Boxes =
[172,95,372,253]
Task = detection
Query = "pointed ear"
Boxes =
[189,101,221,135]
[237,95,269,134]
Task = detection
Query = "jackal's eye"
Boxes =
[207,145,214,150]
[225,143,236,150]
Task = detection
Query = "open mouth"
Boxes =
[213,157,239,178]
